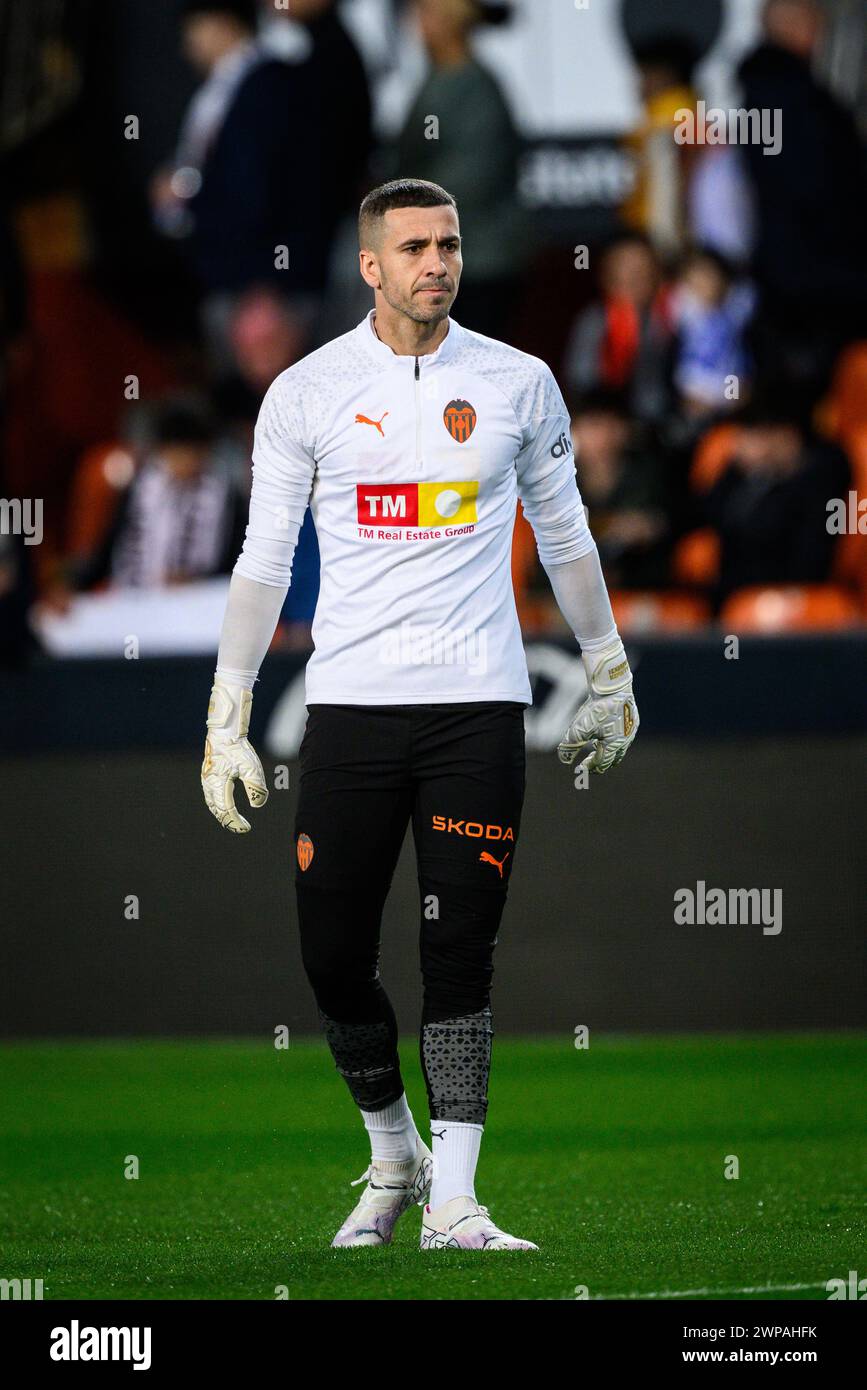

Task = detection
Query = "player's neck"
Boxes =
[371,308,450,359]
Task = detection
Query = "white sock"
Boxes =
[360,1093,419,1165]
[429,1121,483,1209]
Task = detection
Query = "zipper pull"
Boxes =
[415,357,419,380]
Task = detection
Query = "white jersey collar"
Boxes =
[357,307,461,367]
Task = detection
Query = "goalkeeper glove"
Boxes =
[201,678,269,833]
[557,637,639,775]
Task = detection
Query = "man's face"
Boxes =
[182,16,240,73]
[415,0,464,50]
[737,424,801,474]
[160,444,208,483]
[602,243,658,309]
[286,0,333,19]
[361,206,462,325]
[681,258,727,308]
[572,411,629,464]
[639,63,677,105]
[765,0,824,59]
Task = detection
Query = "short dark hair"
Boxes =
[601,228,657,259]
[358,179,458,252]
[150,395,216,448]
[631,34,699,86]
[569,387,631,422]
[734,388,810,433]
[181,0,259,31]
[682,244,736,283]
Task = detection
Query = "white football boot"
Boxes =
[420,1195,539,1250]
[331,1134,433,1247]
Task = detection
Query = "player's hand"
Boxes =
[557,638,639,775]
[201,678,269,833]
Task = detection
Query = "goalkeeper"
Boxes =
[201,178,638,1252]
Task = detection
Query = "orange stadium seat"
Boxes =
[720,584,862,633]
[66,442,136,558]
[822,341,867,437]
[610,589,711,633]
[673,527,721,586]
[511,503,556,631]
[684,420,867,609]
[689,422,741,493]
[832,425,867,606]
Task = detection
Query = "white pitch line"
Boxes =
[589,1282,828,1300]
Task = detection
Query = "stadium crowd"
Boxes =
[1,0,866,666]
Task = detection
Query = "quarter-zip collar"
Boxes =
[356,307,461,369]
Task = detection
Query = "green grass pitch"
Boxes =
[0,1033,864,1301]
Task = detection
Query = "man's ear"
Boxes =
[358,250,381,291]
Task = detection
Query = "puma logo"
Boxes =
[479,850,510,878]
[431,1128,446,1141]
[355,410,389,436]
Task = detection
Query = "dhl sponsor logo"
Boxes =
[432,815,514,841]
[357,481,478,528]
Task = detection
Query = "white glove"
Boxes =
[201,678,269,833]
[557,638,639,775]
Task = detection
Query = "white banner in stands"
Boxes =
[33,578,230,657]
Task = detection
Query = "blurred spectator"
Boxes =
[151,0,325,376]
[0,199,31,665]
[687,136,755,267]
[272,507,320,652]
[563,234,674,426]
[671,248,755,422]
[738,0,867,399]
[211,287,320,641]
[394,0,530,340]
[621,36,698,259]
[68,397,246,592]
[0,196,28,435]
[0,532,37,667]
[216,287,319,425]
[199,288,320,640]
[571,389,673,590]
[267,0,373,249]
[702,396,850,605]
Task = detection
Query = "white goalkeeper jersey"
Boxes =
[234,307,595,705]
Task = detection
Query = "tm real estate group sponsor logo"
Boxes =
[357,481,478,539]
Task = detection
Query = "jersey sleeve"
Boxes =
[233,374,316,588]
[514,362,595,567]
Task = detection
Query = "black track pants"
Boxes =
[293,702,526,1121]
